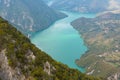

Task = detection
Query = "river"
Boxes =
[30,11,95,72]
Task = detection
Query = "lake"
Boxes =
[30,11,95,72]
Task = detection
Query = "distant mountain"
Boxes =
[0,17,101,80]
[0,0,66,35]
[71,11,120,80]
[44,0,120,13]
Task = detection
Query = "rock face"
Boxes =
[71,12,120,80]
[44,0,120,13]
[44,61,56,75]
[108,73,120,80]
[0,0,66,35]
[0,49,25,80]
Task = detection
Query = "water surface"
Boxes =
[31,11,95,72]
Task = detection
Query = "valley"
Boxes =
[30,11,95,72]
[0,0,120,80]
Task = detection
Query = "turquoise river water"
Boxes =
[30,11,95,72]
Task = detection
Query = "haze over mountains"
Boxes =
[0,0,66,35]
[44,0,120,13]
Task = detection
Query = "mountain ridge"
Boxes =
[44,0,120,13]
[0,0,67,35]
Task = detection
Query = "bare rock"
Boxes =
[0,49,25,80]
[107,73,120,80]
[44,61,56,75]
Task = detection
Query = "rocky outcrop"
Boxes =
[108,73,120,80]
[26,50,36,61]
[44,61,56,75]
[0,49,25,80]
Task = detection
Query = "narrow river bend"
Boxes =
[30,11,95,72]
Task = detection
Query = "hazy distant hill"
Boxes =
[0,0,66,35]
[44,0,120,13]
[71,11,120,80]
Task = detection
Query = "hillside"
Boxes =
[71,12,120,80]
[0,17,101,80]
[44,0,120,13]
[0,0,66,35]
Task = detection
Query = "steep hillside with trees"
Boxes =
[0,17,101,80]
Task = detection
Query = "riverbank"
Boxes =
[71,12,120,79]
[30,11,95,72]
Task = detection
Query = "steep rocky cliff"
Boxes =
[0,0,66,35]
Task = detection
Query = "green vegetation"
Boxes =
[0,17,101,80]
[71,12,120,79]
